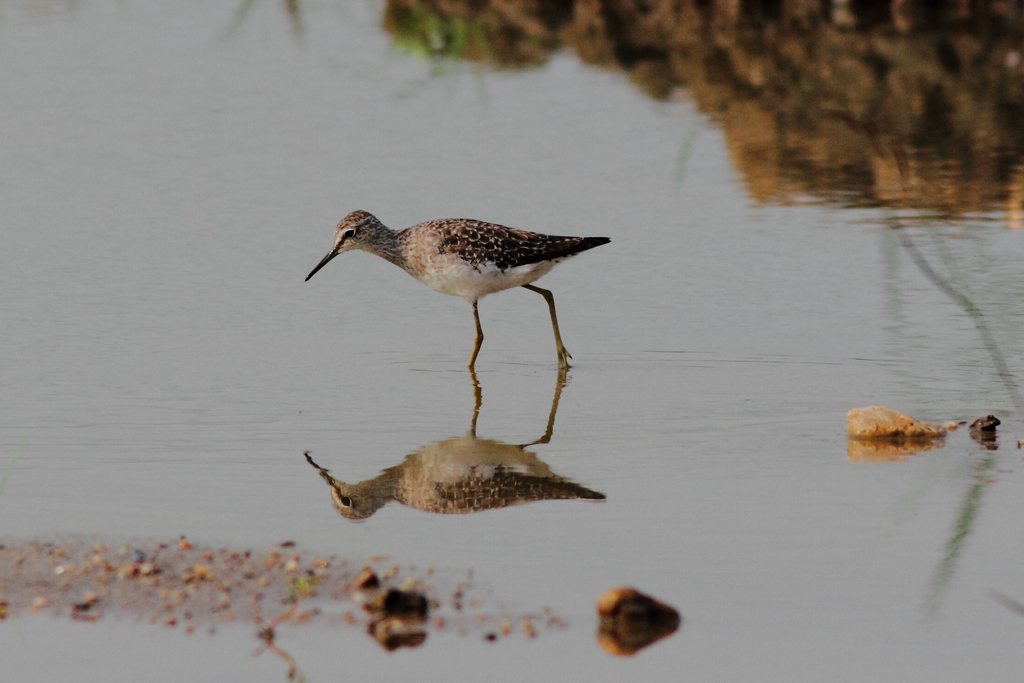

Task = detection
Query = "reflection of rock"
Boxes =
[368,616,428,651]
[596,587,680,656]
[846,406,947,439]
[306,370,604,520]
[846,438,944,463]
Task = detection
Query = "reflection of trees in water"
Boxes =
[383,0,1024,216]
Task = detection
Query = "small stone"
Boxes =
[352,566,379,590]
[970,415,1000,432]
[521,619,536,639]
[970,415,1000,449]
[71,592,102,621]
[362,589,429,621]
[596,587,680,656]
[181,563,214,583]
[846,406,946,440]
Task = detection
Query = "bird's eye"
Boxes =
[343,228,356,240]
[339,495,352,507]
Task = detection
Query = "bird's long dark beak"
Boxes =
[305,247,338,281]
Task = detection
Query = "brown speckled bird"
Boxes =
[305,211,610,368]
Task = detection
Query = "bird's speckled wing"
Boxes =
[405,219,609,272]
[397,470,606,514]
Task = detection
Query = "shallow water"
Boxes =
[3,1,1024,680]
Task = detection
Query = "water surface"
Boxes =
[2,1,1024,680]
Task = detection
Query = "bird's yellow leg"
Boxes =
[468,300,484,369]
[523,284,571,369]
[467,365,482,436]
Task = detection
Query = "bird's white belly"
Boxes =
[415,259,558,301]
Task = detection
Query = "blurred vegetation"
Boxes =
[382,0,1024,217]
[385,2,495,63]
[384,0,572,66]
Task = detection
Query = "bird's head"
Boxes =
[305,210,382,281]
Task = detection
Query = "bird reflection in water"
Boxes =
[304,369,605,520]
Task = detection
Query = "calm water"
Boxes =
[3,1,1024,680]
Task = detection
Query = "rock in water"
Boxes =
[845,406,946,440]
[596,587,680,656]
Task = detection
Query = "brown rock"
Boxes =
[970,415,1001,449]
[352,566,379,590]
[362,588,429,621]
[969,415,1000,432]
[596,587,680,656]
[845,406,946,440]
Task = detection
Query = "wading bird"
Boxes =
[305,211,609,368]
